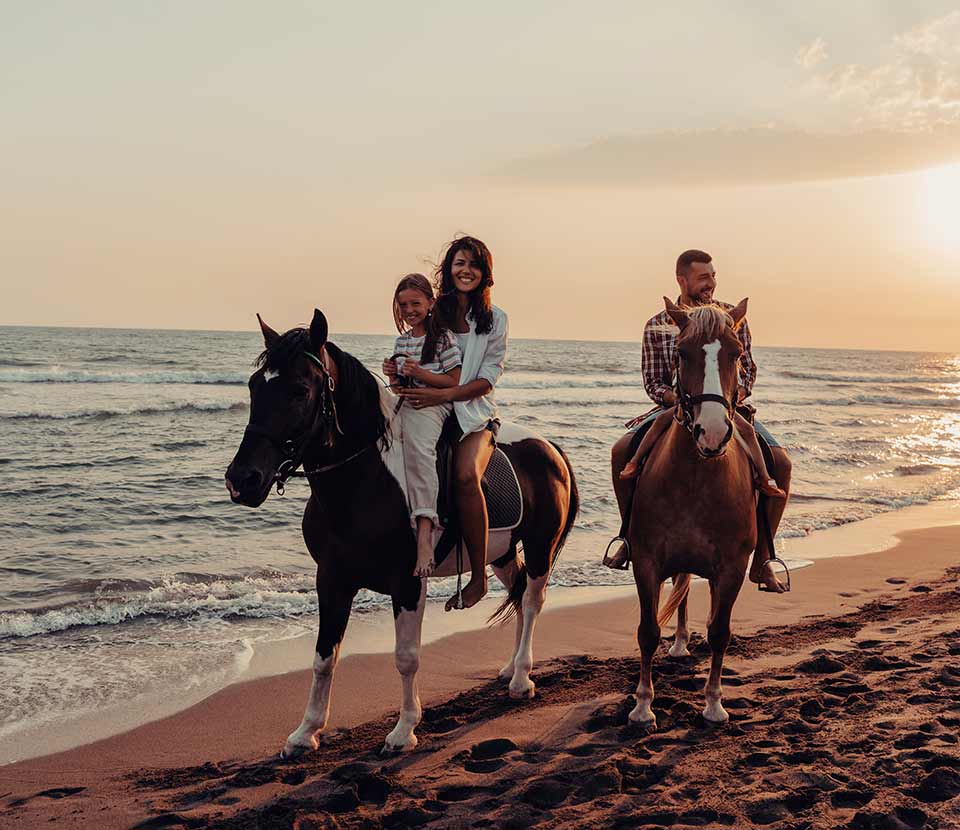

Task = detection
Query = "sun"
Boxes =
[917,162,960,253]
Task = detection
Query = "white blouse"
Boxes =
[452,305,508,436]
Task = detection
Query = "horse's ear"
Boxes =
[664,297,689,330]
[729,297,748,329]
[257,313,280,347]
[309,308,329,352]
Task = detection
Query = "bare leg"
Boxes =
[668,578,691,658]
[629,569,661,725]
[509,573,549,699]
[492,557,523,681]
[413,516,435,578]
[446,429,495,611]
[749,448,792,591]
[384,580,427,751]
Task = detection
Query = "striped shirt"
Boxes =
[393,330,461,388]
[641,299,757,407]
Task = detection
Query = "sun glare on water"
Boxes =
[917,163,960,252]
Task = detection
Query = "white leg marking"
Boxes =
[283,647,339,755]
[492,560,521,681]
[703,680,729,723]
[629,664,656,725]
[384,580,427,751]
[696,341,730,453]
[509,574,548,699]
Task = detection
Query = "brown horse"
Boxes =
[225,310,578,755]
[627,297,756,726]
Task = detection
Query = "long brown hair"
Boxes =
[434,236,494,335]
[393,273,446,365]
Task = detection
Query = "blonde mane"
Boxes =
[683,304,734,342]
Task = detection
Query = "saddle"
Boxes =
[433,414,522,566]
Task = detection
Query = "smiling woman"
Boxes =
[917,162,960,254]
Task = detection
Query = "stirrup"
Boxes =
[757,555,791,593]
[602,536,631,571]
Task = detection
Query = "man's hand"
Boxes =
[737,387,749,404]
[662,390,678,407]
[399,386,450,409]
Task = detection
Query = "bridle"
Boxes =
[242,349,362,495]
[672,342,737,455]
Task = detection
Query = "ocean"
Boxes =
[2,325,959,759]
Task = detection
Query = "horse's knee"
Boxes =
[637,622,660,655]
[395,645,420,676]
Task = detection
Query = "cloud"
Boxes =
[494,125,960,187]
[795,38,828,70]
[807,11,960,130]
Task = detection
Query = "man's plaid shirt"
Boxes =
[641,300,757,408]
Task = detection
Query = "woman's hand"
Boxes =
[399,386,451,409]
[382,357,398,379]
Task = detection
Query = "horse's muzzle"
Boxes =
[225,465,272,507]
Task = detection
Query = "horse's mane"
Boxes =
[683,304,734,342]
[652,303,735,341]
[256,329,391,450]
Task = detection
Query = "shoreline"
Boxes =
[2,498,958,768]
[2,518,960,827]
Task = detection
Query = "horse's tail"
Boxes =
[488,441,580,626]
[657,573,692,628]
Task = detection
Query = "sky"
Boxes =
[3,1,960,350]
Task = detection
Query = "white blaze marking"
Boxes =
[697,341,729,450]
[264,369,279,382]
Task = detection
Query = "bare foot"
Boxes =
[603,543,629,569]
[619,460,640,480]
[413,539,435,578]
[445,574,487,611]
[754,560,788,593]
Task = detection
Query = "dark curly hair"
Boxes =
[434,235,494,336]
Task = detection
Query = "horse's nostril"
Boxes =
[236,469,263,493]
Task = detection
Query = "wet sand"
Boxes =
[3,523,960,829]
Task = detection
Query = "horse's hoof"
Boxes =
[628,705,656,727]
[668,643,691,658]
[702,704,729,724]
[509,681,535,700]
[498,665,515,683]
[280,743,312,760]
[382,734,418,754]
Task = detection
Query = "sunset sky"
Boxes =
[3,2,960,350]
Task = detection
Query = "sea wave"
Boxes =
[0,368,247,385]
[4,401,246,421]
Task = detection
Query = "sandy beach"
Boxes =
[3,512,960,829]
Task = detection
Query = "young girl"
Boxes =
[397,236,508,611]
[620,406,786,498]
[383,274,462,578]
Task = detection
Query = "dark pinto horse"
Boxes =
[225,310,578,755]
[627,298,757,726]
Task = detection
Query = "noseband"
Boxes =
[243,350,349,494]
[672,348,737,454]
